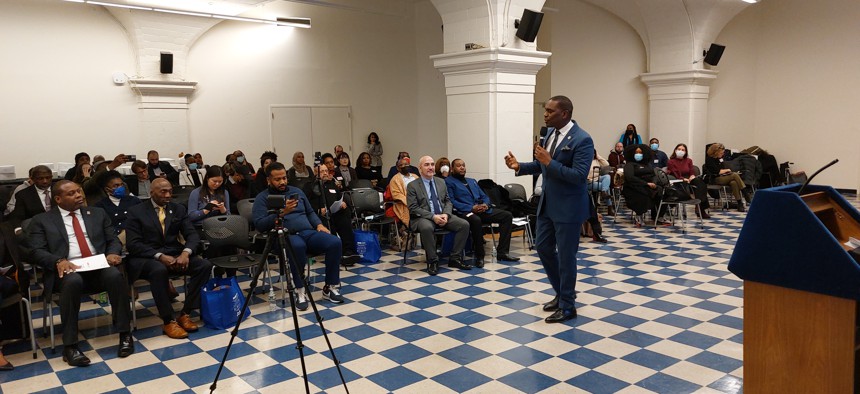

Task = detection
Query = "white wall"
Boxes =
[709,0,860,190]
[543,0,649,157]
[0,0,140,176]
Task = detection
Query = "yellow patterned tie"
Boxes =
[157,206,166,234]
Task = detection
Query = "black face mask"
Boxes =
[399,167,410,175]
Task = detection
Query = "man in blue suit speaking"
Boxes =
[505,95,594,323]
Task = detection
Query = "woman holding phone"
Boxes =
[188,165,229,225]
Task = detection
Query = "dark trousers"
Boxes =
[58,267,130,346]
[411,215,469,261]
[284,229,342,288]
[326,210,356,254]
[461,209,514,258]
[534,212,582,312]
[587,194,603,236]
[127,256,212,324]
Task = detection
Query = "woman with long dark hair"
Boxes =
[667,143,711,218]
[187,165,229,224]
[366,131,383,172]
[619,124,642,147]
[355,152,382,188]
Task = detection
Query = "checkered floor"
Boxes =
[2,194,855,393]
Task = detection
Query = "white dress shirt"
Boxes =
[58,207,97,260]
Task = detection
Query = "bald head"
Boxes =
[150,178,172,207]
[419,156,435,180]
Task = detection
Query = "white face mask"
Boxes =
[440,165,449,174]
[675,150,686,158]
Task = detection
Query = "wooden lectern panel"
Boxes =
[745,281,855,393]
[802,191,860,251]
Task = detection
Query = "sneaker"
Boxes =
[323,285,344,304]
[294,289,309,311]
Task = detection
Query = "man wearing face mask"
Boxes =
[179,154,206,187]
[649,138,669,169]
[445,159,518,267]
[94,171,142,240]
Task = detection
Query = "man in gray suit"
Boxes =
[28,180,133,366]
[407,156,470,275]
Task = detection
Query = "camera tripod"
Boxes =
[209,213,349,394]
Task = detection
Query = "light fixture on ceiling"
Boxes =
[61,0,311,28]
[741,0,758,4]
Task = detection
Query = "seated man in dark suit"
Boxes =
[28,180,133,367]
[311,165,360,266]
[445,159,520,267]
[253,162,346,310]
[93,170,142,241]
[124,178,212,339]
[146,150,180,186]
[6,165,54,227]
[126,160,151,200]
[406,156,471,275]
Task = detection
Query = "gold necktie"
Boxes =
[157,206,166,234]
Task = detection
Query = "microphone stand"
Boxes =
[797,158,839,195]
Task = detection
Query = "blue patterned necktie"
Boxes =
[428,179,442,214]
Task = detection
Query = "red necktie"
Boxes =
[70,211,93,258]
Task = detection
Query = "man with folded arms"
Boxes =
[29,180,133,366]
[125,178,212,339]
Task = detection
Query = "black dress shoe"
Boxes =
[118,332,135,358]
[542,296,559,312]
[592,234,608,243]
[497,254,520,262]
[447,259,473,270]
[427,260,439,276]
[545,308,577,323]
[474,257,485,268]
[341,253,360,267]
[0,361,13,371]
[62,346,91,367]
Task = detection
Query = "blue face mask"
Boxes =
[236,156,246,163]
[111,185,127,198]
[188,163,198,171]
[650,143,659,151]
[634,153,644,162]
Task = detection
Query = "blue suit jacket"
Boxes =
[517,120,594,224]
[445,176,493,215]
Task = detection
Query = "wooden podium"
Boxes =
[729,185,860,393]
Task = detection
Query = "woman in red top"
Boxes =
[666,143,711,219]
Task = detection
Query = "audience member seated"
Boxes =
[71,161,93,186]
[355,152,382,188]
[93,170,142,241]
[587,149,614,215]
[232,150,255,177]
[63,152,90,181]
[649,138,669,169]
[187,166,229,226]
[252,151,278,196]
[127,160,151,200]
[389,157,418,228]
[3,167,35,217]
[252,162,346,310]
[82,154,128,206]
[608,142,625,168]
[434,157,451,178]
[179,154,205,187]
[622,145,663,226]
[445,158,519,267]
[28,180,133,366]
[125,178,213,339]
[193,153,207,170]
[336,152,357,187]
[6,165,54,227]
[366,132,383,171]
[333,145,344,158]
[407,156,471,275]
[666,143,711,219]
[0,251,26,370]
[320,154,344,190]
[386,151,420,180]
[704,143,749,212]
[312,165,360,266]
[146,150,180,186]
[287,151,316,198]
[223,163,251,213]
[619,123,642,147]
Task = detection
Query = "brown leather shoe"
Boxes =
[163,321,188,339]
[176,313,199,332]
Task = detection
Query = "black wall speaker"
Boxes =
[704,44,726,66]
[160,52,173,74]
[515,9,543,43]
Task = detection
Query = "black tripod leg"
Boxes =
[277,230,312,394]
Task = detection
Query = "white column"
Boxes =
[640,70,717,165]
[432,48,550,191]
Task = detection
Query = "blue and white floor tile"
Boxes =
[4,195,855,393]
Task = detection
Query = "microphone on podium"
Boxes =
[797,158,838,195]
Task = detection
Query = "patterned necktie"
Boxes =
[428,179,442,214]
[157,206,166,234]
[70,212,93,258]
[548,129,561,157]
[43,190,51,210]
